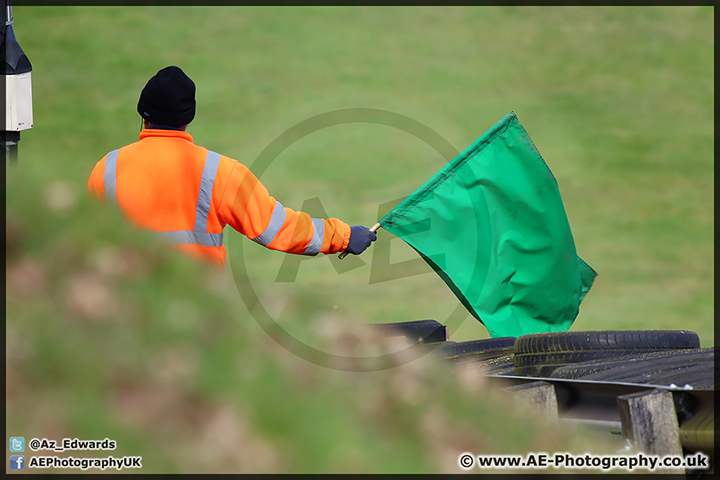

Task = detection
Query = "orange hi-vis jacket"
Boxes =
[88,128,351,266]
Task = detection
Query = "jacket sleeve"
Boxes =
[216,161,351,255]
[87,157,106,201]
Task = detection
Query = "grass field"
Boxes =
[6,6,713,474]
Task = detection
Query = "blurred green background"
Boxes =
[6,6,713,474]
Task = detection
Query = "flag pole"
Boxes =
[338,222,381,260]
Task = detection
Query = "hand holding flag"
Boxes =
[338,223,380,259]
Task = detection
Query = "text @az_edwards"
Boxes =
[29,437,115,452]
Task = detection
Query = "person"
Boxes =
[88,66,376,267]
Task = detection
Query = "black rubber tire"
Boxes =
[513,330,700,377]
[435,337,516,363]
[475,353,516,376]
[549,348,713,388]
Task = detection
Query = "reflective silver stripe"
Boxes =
[156,230,224,247]
[103,149,119,205]
[194,150,221,232]
[252,201,287,247]
[302,218,325,256]
[104,148,224,249]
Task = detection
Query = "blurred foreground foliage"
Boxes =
[6,186,619,473]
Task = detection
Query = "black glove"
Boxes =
[346,225,377,255]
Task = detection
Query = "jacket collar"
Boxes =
[139,128,194,143]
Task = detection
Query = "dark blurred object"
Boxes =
[372,319,448,345]
[2,0,33,163]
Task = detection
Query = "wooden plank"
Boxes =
[617,389,684,473]
[505,380,558,417]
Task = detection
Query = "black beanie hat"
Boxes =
[137,66,196,127]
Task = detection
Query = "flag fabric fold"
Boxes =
[380,111,596,338]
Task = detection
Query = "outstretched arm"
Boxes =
[217,162,353,255]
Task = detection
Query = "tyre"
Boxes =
[549,348,713,388]
[435,337,516,364]
[476,353,516,376]
[513,330,700,377]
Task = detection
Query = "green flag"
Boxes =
[380,111,596,338]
